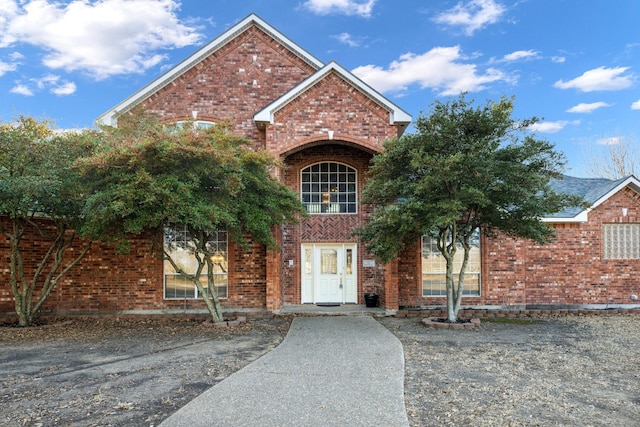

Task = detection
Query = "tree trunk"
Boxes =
[446,260,457,322]
[7,220,92,327]
[164,247,225,323]
[192,279,224,322]
[440,227,459,322]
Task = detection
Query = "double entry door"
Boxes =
[301,243,357,304]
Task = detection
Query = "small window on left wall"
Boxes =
[164,226,228,299]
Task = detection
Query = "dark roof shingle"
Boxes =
[547,175,629,218]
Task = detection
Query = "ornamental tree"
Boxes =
[0,117,97,326]
[79,112,305,322]
[357,95,584,322]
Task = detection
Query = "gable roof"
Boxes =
[254,61,412,135]
[96,14,324,126]
[545,175,640,222]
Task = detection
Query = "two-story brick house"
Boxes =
[1,14,639,319]
[94,14,414,314]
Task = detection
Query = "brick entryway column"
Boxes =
[383,259,399,311]
[265,225,282,311]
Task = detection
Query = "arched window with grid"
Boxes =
[301,162,357,214]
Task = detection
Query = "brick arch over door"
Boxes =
[278,143,386,305]
[276,135,382,157]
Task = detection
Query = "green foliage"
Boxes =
[0,117,100,231]
[0,117,98,326]
[80,113,305,247]
[79,111,306,321]
[358,94,584,321]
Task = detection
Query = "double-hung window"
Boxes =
[164,226,228,299]
[422,233,481,297]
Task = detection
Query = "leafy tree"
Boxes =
[0,117,97,326]
[79,113,305,322]
[357,95,583,322]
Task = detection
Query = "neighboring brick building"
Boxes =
[1,15,639,319]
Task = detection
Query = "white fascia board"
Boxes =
[96,14,324,127]
[542,213,588,223]
[542,175,640,223]
[254,61,412,126]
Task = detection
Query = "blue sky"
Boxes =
[1,0,638,177]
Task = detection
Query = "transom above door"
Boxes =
[301,243,357,304]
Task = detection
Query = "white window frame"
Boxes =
[163,225,228,300]
[421,233,481,297]
[300,162,357,214]
[175,120,215,130]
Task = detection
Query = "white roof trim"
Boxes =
[254,61,412,126]
[96,14,324,127]
[542,213,588,223]
[543,175,640,223]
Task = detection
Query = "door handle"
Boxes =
[339,273,343,289]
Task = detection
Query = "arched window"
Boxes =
[175,120,215,130]
[301,162,357,214]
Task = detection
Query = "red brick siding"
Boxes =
[136,26,317,147]
[280,144,385,305]
[0,216,268,317]
[268,71,397,155]
[397,188,640,308]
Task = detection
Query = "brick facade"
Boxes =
[397,188,640,309]
[2,15,640,320]
[138,25,317,146]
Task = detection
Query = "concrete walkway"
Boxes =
[160,316,409,427]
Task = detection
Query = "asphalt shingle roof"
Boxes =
[547,175,629,219]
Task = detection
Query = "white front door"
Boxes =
[301,244,357,304]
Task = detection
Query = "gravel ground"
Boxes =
[1,314,638,426]
[379,314,640,427]
[0,317,291,427]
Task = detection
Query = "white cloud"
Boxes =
[353,46,510,96]
[596,136,622,145]
[497,49,539,63]
[631,99,640,110]
[0,60,17,76]
[529,120,580,133]
[34,74,61,90]
[9,74,76,96]
[0,0,20,42]
[566,102,611,113]
[333,32,360,47]
[51,80,76,96]
[303,0,376,17]
[10,83,33,96]
[433,0,506,36]
[0,0,202,79]
[551,56,566,63]
[554,66,634,92]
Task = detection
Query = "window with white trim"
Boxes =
[603,223,640,259]
[175,120,215,130]
[301,162,357,214]
[164,226,228,299]
[422,233,481,297]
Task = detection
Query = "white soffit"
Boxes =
[96,14,324,127]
